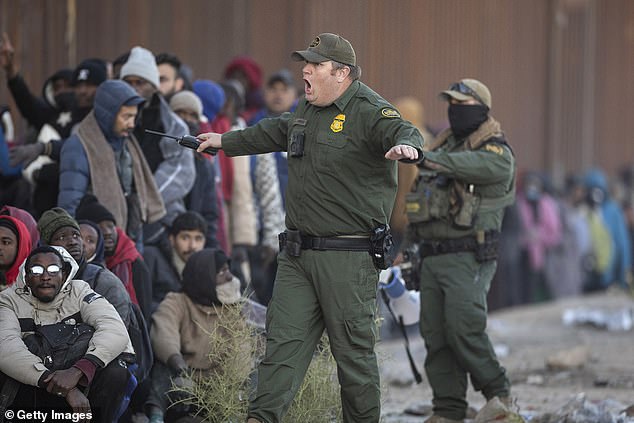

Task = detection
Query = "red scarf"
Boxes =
[105,227,140,305]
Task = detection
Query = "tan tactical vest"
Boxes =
[406,117,515,228]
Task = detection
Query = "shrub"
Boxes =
[178,302,343,422]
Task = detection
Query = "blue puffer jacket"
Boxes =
[584,168,632,287]
[58,80,143,215]
[0,124,22,177]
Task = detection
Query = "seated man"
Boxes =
[146,248,244,423]
[78,219,105,266]
[37,207,132,325]
[0,245,133,422]
[0,205,40,248]
[38,207,154,387]
[0,214,32,288]
[76,195,153,321]
[143,211,207,314]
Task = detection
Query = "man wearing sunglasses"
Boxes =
[0,245,133,422]
[405,79,518,422]
[37,207,132,326]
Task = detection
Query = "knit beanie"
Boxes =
[120,46,160,88]
[37,207,81,244]
[169,90,203,118]
[75,194,116,225]
[193,80,226,121]
[72,58,108,87]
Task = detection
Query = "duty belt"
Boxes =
[279,231,370,252]
[301,235,370,251]
[420,231,500,262]
[420,237,477,257]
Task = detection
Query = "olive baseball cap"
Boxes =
[291,33,356,66]
[440,78,492,109]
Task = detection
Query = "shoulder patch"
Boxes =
[381,108,401,118]
[484,144,504,155]
[83,292,103,304]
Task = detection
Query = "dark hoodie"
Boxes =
[77,219,105,266]
[182,248,229,306]
[7,68,75,138]
[58,80,144,215]
[94,80,145,153]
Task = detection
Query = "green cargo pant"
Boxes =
[248,249,381,423]
[419,252,510,421]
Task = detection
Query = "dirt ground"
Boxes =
[376,289,634,422]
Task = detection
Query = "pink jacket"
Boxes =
[518,194,563,270]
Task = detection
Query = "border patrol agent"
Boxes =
[198,33,424,423]
[404,79,516,423]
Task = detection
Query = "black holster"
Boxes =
[400,242,421,291]
[474,230,499,263]
[279,230,302,257]
[369,224,395,270]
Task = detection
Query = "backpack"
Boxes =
[0,318,94,423]
[22,316,94,371]
[127,302,153,382]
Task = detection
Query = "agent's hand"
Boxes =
[0,32,17,78]
[44,367,83,397]
[385,145,419,161]
[65,388,92,418]
[9,142,44,167]
[196,132,222,153]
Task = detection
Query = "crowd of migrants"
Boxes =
[0,34,632,422]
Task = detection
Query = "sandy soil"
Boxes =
[376,290,634,422]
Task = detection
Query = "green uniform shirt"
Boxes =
[222,80,424,237]
[414,132,515,240]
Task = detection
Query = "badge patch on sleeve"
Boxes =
[485,144,504,155]
[83,292,103,304]
[381,108,401,118]
[330,114,346,132]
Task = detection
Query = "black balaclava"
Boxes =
[448,103,489,139]
[54,92,76,111]
[182,248,229,306]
